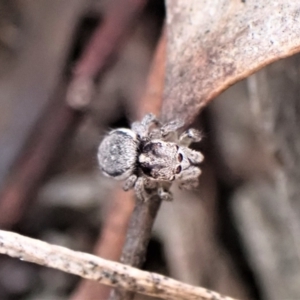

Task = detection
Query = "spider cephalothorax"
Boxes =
[97,113,204,201]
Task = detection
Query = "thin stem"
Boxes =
[0,230,238,300]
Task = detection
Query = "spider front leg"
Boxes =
[141,113,159,127]
[179,128,202,146]
[180,147,204,165]
[123,174,137,191]
[134,177,157,202]
[177,166,201,190]
[131,113,160,140]
[158,186,173,201]
[160,119,184,141]
[134,177,173,202]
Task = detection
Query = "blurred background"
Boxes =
[1,1,300,300]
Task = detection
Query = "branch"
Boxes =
[66,0,147,109]
[70,189,135,300]
[0,230,237,300]
[109,196,162,300]
[0,0,147,229]
[138,26,167,120]
[0,99,82,228]
[109,27,167,300]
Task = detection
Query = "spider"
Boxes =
[97,113,204,201]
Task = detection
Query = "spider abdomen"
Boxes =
[98,128,138,180]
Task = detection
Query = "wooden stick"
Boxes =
[0,230,238,300]
[109,26,167,300]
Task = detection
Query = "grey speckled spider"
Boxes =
[97,113,204,201]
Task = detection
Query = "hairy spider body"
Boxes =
[98,114,204,201]
[98,128,138,180]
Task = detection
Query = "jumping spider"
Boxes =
[97,113,204,201]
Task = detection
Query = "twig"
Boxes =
[0,93,83,228]
[110,196,162,300]
[0,230,238,300]
[109,27,167,300]
[70,9,166,300]
[70,189,135,300]
[66,0,148,109]
[0,0,147,230]
[138,26,167,119]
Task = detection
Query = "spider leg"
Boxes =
[158,186,173,201]
[134,177,157,202]
[177,166,201,190]
[131,113,160,140]
[179,128,202,146]
[160,119,184,141]
[123,174,137,191]
[180,147,204,165]
[134,177,173,202]
[141,113,159,126]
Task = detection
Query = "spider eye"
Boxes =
[178,153,183,162]
[175,165,182,174]
[142,143,153,153]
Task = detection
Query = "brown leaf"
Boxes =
[162,0,300,124]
